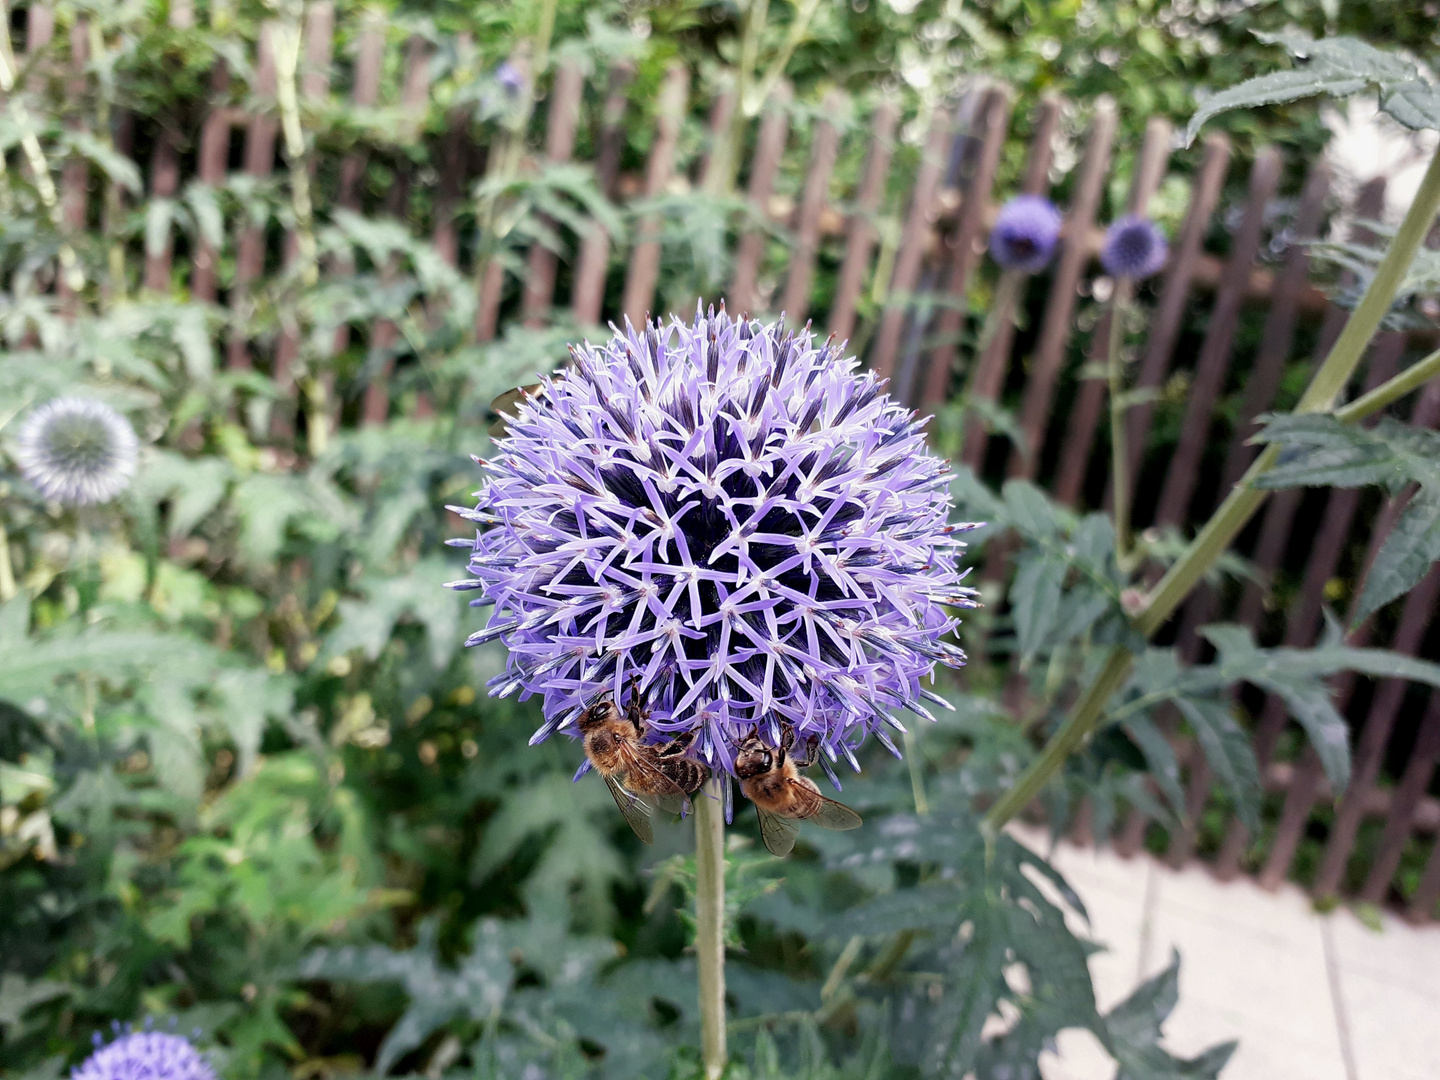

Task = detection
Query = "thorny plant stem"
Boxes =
[1335,345,1440,423]
[1106,292,1134,569]
[904,727,929,815]
[0,2,83,292]
[983,141,1440,837]
[694,778,727,1080]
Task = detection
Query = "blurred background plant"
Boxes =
[3,0,1440,1078]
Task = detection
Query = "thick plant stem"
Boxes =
[694,778,727,1080]
[1336,345,1440,423]
[983,648,1133,833]
[984,142,1440,835]
[0,523,16,602]
[1106,294,1133,568]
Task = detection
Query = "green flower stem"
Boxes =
[1106,291,1134,569]
[1335,344,1440,424]
[694,778,728,1080]
[983,141,1440,836]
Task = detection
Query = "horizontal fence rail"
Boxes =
[6,1,1440,921]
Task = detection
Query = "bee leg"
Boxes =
[657,729,699,757]
[793,734,820,769]
[779,722,796,755]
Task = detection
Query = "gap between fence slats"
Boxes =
[1119,134,1231,495]
[1006,96,1117,481]
[1052,115,1174,506]
[918,87,1010,413]
[827,101,898,344]
[621,64,688,327]
[959,94,1061,470]
[1258,336,1404,890]
[777,91,842,325]
[571,62,633,326]
[521,60,585,326]
[729,83,793,317]
[868,106,953,383]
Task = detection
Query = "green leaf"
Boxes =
[1106,951,1237,1079]
[1122,716,1184,820]
[1354,488,1440,624]
[299,918,513,1074]
[1186,32,1440,145]
[1173,697,1262,833]
[1252,414,1440,492]
[1012,553,1066,663]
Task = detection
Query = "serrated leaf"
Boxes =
[1186,32,1439,145]
[1012,553,1066,663]
[1252,414,1440,492]
[1173,697,1261,833]
[1354,488,1440,624]
[1122,716,1184,820]
[1106,950,1237,1079]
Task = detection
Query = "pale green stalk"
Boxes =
[983,142,1440,836]
[0,523,16,602]
[694,778,727,1080]
[1106,292,1133,568]
[272,13,317,288]
[0,2,83,292]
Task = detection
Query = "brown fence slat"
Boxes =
[729,83,793,316]
[696,83,737,191]
[621,64,689,326]
[1409,819,1440,921]
[959,94,1061,470]
[336,27,385,210]
[521,59,585,326]
[57,19,88,310]
[1366,691,1440,903]
[1052,116,1173,505]
[191,57,234,303]
[777,91,842,324]
[828,102,898,344]
[1120,134,1231,489]
[431,32,474,271]
[1258,336,1404,890]
[1152,147,1283,528]
[1006,97,1117,480]
[142,1,191,297]
[571,62,633,325]
[225,22,279,370]
[362,34,432,425]
[1315,560,1440,899]
[868,106,953,382]
[918,87,1010,413]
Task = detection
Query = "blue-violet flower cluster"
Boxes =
[451,307,978,780]
[16,397,138,506]
[989,195,1063,273]
[73,1026,214,1080]
[1100,215,1168,280]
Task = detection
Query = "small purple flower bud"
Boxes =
[72,1029,215,1080]
[15,397,138,506]
[451,307,980,773]
[1100,215,1168,280]
[989,195,1063,272]
[495,61,523,97]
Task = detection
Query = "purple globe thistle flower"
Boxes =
[495,61,523,97]
[449,307,978,786]
[16,397,138,506]
[73,1025,215,1080]
[1100,215,1168,280]
[989,195,1063,272]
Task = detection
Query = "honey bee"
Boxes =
[735,723,863,856]
[488,374,565,439]
[576,682,708,844]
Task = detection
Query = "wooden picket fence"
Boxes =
[10,2,1440,921]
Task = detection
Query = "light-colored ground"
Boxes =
[1007,825,1440,1080]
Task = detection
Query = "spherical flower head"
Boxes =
[495,61,523,97]
[989,195,1063,272]
[1100,215,1168,280]
[16,397,138,506]
[451,307,979,777]
[73,1028,214,1080]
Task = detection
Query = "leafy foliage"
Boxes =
[1186,31,1440,144]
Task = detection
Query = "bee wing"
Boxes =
[654,793,689,816]
[810,796,863,832]
[488,383,546,438]
[602,772,654,844]
[756,807,799,857]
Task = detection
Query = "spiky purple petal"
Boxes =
[452,308,978,772]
